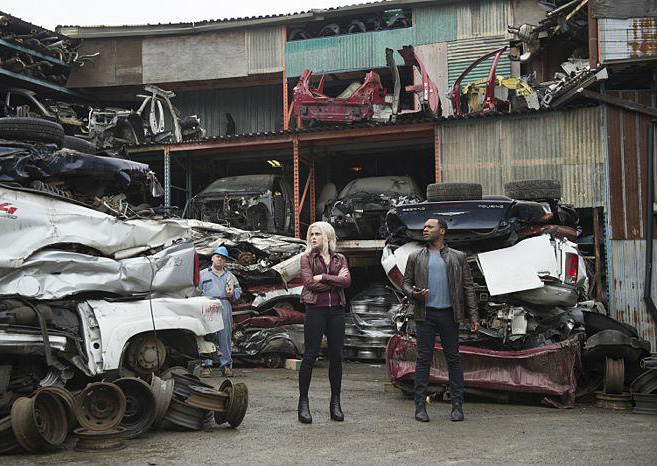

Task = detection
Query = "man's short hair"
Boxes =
[428,216,448,231]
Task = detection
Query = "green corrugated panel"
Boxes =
[447,36,510,87]
[414,5,458,45]
[285,5,459,77]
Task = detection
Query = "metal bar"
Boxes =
[434,124,442,183]
[643,121,657,324]
[593,207,603,301]
[186,154,193,208]
[0,38,71,69]
[169,136,294,152]
[298,170,311,216]
[0,67,85,98]
[297,122,435,142]
[310,152,316,224]
[282,27,289,131]
[579,90,657,118]
[163,146,171,208]
[293,136,300,239]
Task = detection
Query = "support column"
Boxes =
[293,135,300,238]
[163,146,171,207]
[186,154,192,207]
[282,28,289,131]
[310,155,316,224]
[434,124,442,183]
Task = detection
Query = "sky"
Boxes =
[1,0,366,30]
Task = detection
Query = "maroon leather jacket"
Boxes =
[300,250,351,306]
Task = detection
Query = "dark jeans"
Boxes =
[414,307,464,405]
[299,306,345,397]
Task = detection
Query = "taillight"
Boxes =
[565,252,578,285]
[193,251,200,287]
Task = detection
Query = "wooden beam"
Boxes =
[579,89,657,117]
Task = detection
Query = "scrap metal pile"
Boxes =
[0,12,97,86]
[382,179,652,407]
[0,369,248,455]
[288,9,411,41]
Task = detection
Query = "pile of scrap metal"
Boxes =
[0,370,248,455]
[292,45,441,125]
[343,284,400,360]
[288,9,411,41]
[508,0,591,64]
[1,86,204,151]
[0,11,98,86]
[0,120,165,217]
[382,179,651,407]
[322,176,424,240]
[450,47,607,116]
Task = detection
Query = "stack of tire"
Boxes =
[425,179,562,203]
[0,117,96,153]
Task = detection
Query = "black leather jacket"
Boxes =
[402,244,479,324]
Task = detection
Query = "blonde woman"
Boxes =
[297,221,351,424]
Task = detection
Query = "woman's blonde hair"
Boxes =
[305,221,337,254]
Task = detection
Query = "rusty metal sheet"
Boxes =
[599,17,657,62]
[386,333,583,408]
[592,1,657,19]
[247,26,284,74]
[608,239,657,351]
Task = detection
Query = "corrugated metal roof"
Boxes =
[609,239,657,351]
[57,0,443,38]
[599,17,657,63]
[447,35,511,86]
[440,106,604,207]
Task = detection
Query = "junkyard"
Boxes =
[0,0,656,464]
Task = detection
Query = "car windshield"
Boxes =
[201,175,274,194]
[338,177,418,199]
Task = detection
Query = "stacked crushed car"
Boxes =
[0,369,247,455]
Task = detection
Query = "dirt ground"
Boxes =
[5,362,657,465]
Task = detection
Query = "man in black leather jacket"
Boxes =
[402,217,480,422]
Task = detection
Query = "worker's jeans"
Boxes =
[414,307,464,405]
[202,300,233,369]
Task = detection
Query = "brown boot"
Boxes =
[222,366,234,377]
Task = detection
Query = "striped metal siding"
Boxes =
[599,17,657,63]
[605,91,653,240]
[441,106,604,207]
[412,4,458,45]
[175,84,283,137]
[447,35,511,86]
[608,240,657,351]
[456,0,511,39]
[247,26,285,74]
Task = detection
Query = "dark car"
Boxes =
[187,174,294,234]
[323,175,423,240]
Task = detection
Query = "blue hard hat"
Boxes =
[212,246,229,258]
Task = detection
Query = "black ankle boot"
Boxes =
[415,402,430,422]
[451,402,464,422]
[298,395,312,424]
[329,394,344,421]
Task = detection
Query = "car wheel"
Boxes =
[63,135,97,153]
[426,182,482,202]
[0,117,65,146]
[504,179,562,201]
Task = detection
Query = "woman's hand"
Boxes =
[338,268,349,278]
[313,274,323,282]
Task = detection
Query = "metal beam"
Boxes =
[578,89,657,117]
[296,122,435,142]
[434,124,442,183]
[293,136,300,239]
[163,146,171,207]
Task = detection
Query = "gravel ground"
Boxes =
[5,362,657,465]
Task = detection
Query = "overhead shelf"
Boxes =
[0,38,71,73]
[0,67,86,99]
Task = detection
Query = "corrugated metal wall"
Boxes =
[285,1,513,77]
[175,84,283,137]
[447,35,511,86]
[247,26,285,74]
[599,17,657,63]
[440,106,604,207]
[609,240,657,351]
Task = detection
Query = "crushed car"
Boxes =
[381,179,650,406]
[187,174,295,235]
[292,45,441,125]
[323,175,424,239]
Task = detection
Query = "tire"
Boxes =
[63,135,96,153]
[426,183,482,202]
[504,179,562,201]
[0,117,65,146]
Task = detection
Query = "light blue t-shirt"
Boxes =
[426,250,452,309]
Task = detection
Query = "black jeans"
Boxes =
[414,307,464,405]
[299,306,345,397]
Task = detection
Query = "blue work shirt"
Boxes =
[198,267,242,313]
[426,250,452,309]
